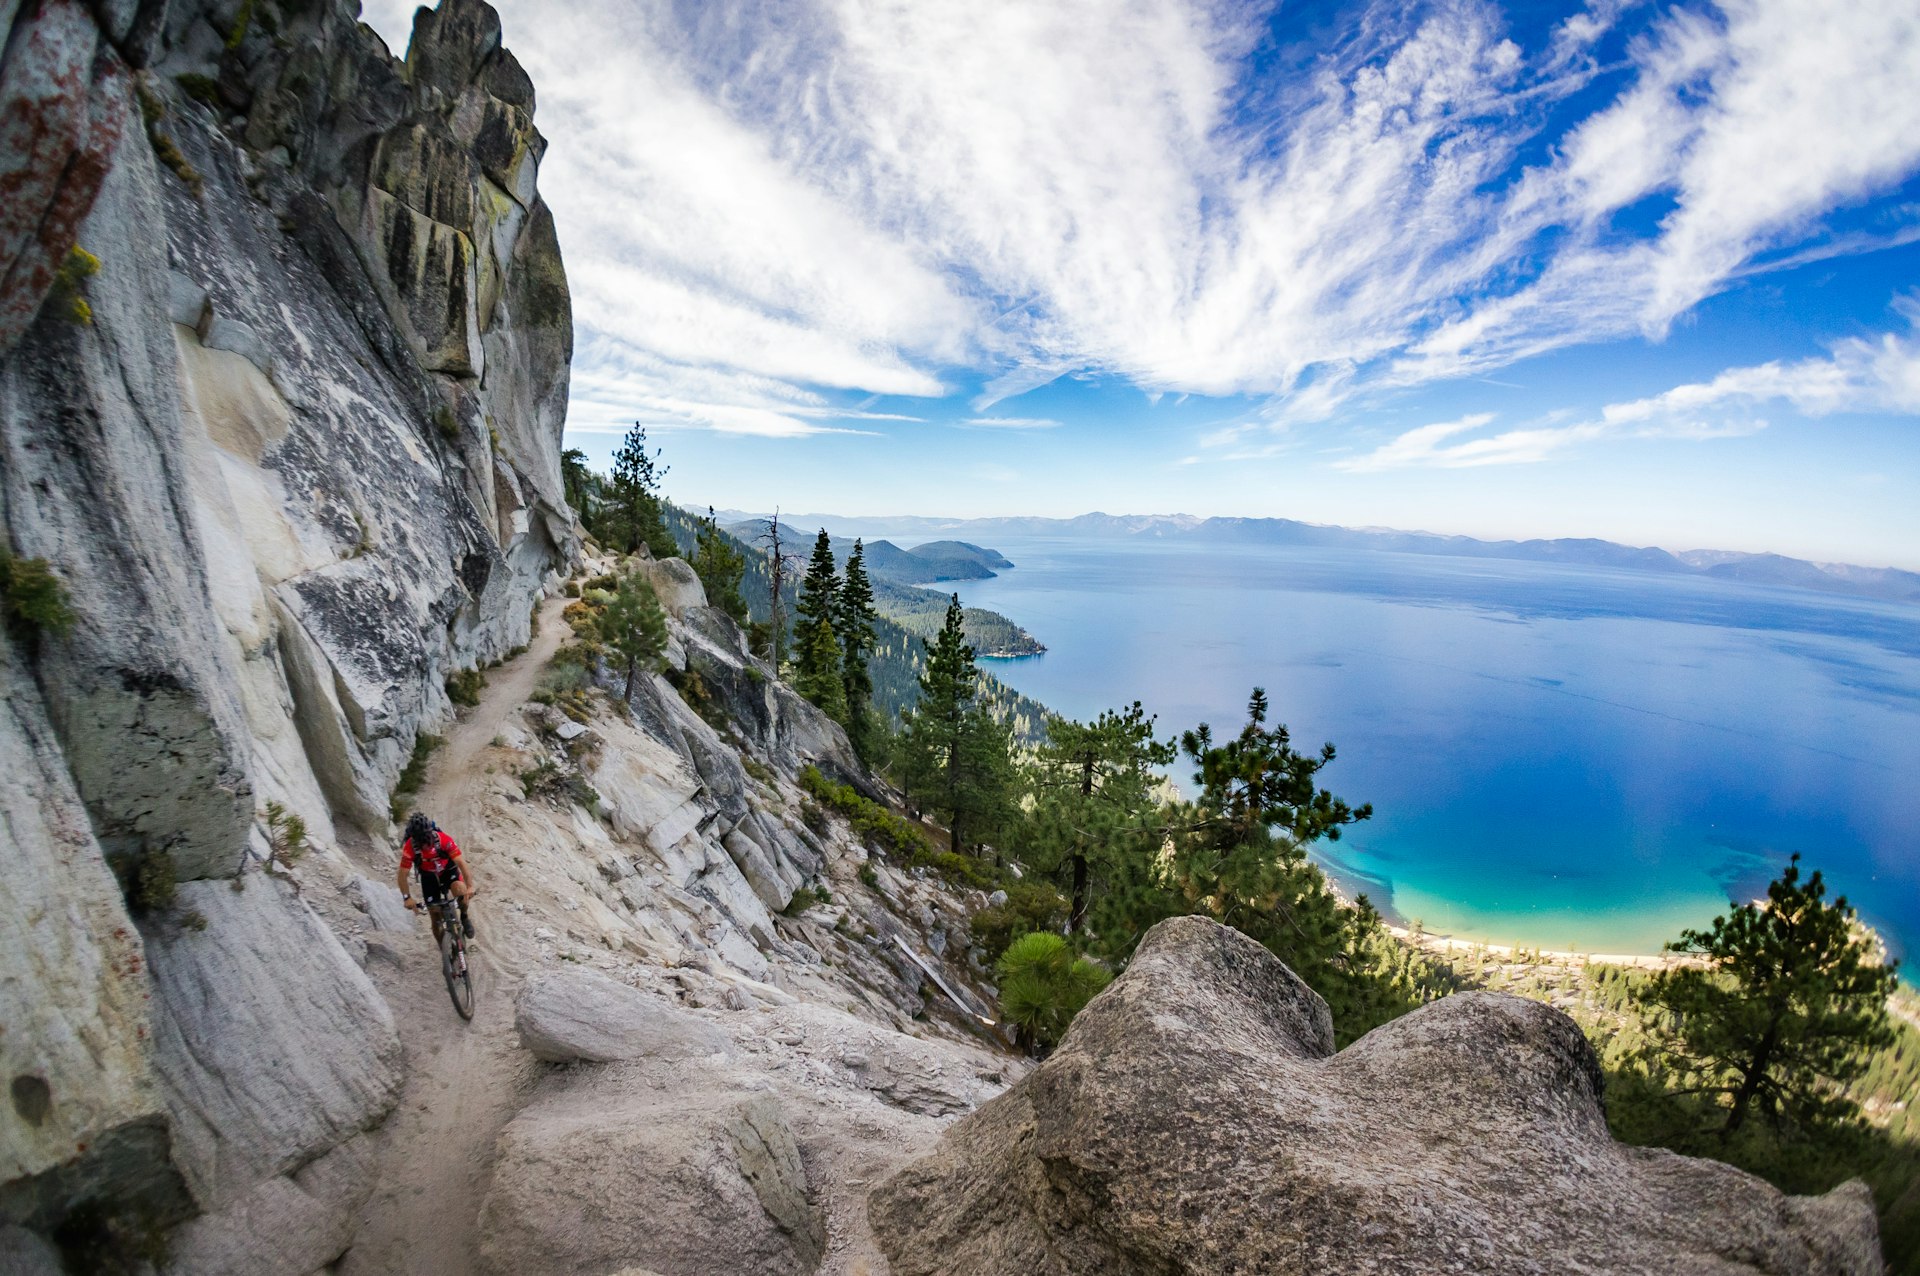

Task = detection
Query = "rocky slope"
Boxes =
[870,916,1884,1276]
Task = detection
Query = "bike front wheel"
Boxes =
[440,926,475,1021]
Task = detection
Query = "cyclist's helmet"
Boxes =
[405,811,434,850]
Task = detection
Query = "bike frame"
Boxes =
[417,883,474,1020]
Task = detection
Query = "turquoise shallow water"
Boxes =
[940,537,1920,968]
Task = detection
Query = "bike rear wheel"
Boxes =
[440,921,475,1020]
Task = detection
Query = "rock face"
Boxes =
[0,0,570,1262]
[870,916,1885,1276]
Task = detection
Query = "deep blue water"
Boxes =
[946,538,1920,968]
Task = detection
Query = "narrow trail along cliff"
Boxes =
[341,595,570,1276]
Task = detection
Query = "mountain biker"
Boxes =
[396,811,477,939]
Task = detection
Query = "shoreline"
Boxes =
[1313,854,1696,972]
[1385,924,1696,973]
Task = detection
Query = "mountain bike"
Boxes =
[409,892,475,1020]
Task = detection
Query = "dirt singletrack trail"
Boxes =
[340,594,570,1276]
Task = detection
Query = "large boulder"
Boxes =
[869,916,1884,1276]
[514,967,734,1064]
[480,1071,824,1276]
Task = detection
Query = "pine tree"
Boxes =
[1644,855,1899,1137]
[1090,688,1379,1027]
[796,613,849,721]
[836,538,880,757]
[792,530,844,718]
[691,506,749,622]
[1026,703,1173,935]
[995,931,1112,1054]
[609,423,677,560]
[899,595,1012,855]
[596,571,669,701]
[560,447,592,519]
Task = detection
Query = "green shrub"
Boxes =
[446,667,486,707]
[432,403,459,440]
[227,0,256,47]
[782,884,832,916]
[1,549,76,637]
[858,861,880,890]
[970,879,1070,963]
[56,245,101,322]
[135,78,167,126]
[175,73,222,106]
[261,800,308,871]
[666,665,727,728]
[533,657,594,720]
[797,765,1010,889]
[995,931,1111,1053]
[146,127,203,196]
[519,759,599,810]
[125,851,178,915]
[389,732,441,823]
[799,765,931,857]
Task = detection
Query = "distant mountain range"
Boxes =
[719,511,1920,607]
[723,520,1014,585]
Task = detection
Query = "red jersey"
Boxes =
[400,829,462,875]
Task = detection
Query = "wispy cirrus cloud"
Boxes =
[1339,298,1920,469]
[361,0,1920,445]
[959,417,1062,430]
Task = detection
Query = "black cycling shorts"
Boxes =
[418,864,463,902]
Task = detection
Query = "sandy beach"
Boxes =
[1385,924,1698,973]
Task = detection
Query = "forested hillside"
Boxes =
[662,506,1049,740]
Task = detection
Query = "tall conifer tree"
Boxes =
[836,539,879,756]
[899,595,1012,854]
[792,529,845,717]
[1644,855,1898,1137]
[1027,703,1174,934]
[596,571,669,701]
[691,506,749,622]
[609,423,676,560]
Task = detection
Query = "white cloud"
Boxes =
[1341,300,1920,469]
[1604,300,1920,423]
[1403,0,1920,382]
[361,0,1920,440]
[961,416,1061,429]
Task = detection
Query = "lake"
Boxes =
[941,537,1920,967]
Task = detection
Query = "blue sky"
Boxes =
[363,0,1920,568]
